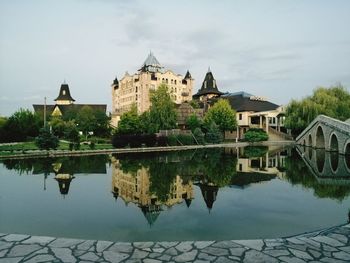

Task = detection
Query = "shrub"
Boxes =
[156,136,167,146]
[244,128,269,142]
[243,146,268,158]
[35,127,59,150]
[177,134,194,145]
[205,122,223,144]
[167,135,178,146]
[112,134,157,148]
[193,128,205,144]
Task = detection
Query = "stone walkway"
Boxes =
[1,224,350,263]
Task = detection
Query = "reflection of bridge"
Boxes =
[296,145,350,184]
[296,115,350,155]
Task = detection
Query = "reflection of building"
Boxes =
[236,147,287,179]
[53,162,75,196]
[197,183,218,212]
[111,52,194,127]
[111,157,194,226]
[33,82,107,117]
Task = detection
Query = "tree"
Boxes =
[193,127,205,144]
[35,127,59,150]
[285,84,350,136]
[244,128,269,142]
[205,122,223,143]
[117,104,142,134]
[1,109,41,142]
[148,84,177,133]
[50,117,67,138]
[186,114,202,132]
[64,121,80,144]
[204,99,237,133]
[76,106,96,139]
[94,110,111,137]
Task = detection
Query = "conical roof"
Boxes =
[54,83,75,102]
[184,70,192,79]
[193,69,223,98]
[140,52,164,73]
[199,183,218,211]
[140,205,162,227]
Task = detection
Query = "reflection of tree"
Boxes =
[242,146,268,158]
[285,150,350,201]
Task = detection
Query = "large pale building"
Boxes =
[111,52,194,127]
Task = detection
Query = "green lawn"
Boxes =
[0,140,113,153]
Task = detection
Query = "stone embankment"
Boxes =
[0,141,294,160]
[0,223,349,262]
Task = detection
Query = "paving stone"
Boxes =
[124,259,142,263]
[0,249,8,257]
[157,254,171,261]
[175,241,193,252]
[234,240,264,251]
[214,256,236,263]
[333,251,350,261]
[286,238,306,245]
[312,236,345,247]
[51,247,76,263]
[198,252,216,261]
[297,237,321,249]
[320,257,348,263]
[7,244,42,257]
[193,260,211,263]
[80,251,100,261]
[0,234,6,238]
[307,249,321,259]
[96,241,113,253]
[152,248,164,253]
[103,251,129,263]
[130,249,149,259]
[327,233,348,244]
[2,235,29,242]
[107,242,133,253]
[264,249,290,257]
[73,250,85,257]
[23,254,55,263]
[228,256,241,261]
[49,238,83,248]
[288,248,313,260]
[157,241,178,248]
[133,242,153,249]
[229,247,246,257]
[213,241,241,249]
[205,247,229,256]
[0,257,23,263]
[286,244,308,251]
[21,236,55,245]
[264,240,284,248]
[322,244,339,252]
[194,241,215,249]
[77,240,95,251]
[164,247,178,256]
[279,256,307,263]
[0,241,13,251]
[148,252,161,258]
[243,250,278,263]
[339,246,350,253]
[173,250,198,262]
[143,259,162,263]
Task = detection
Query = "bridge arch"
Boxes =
[329,132,339,152]
[345,140,350,172]
[308,134,312,147]
[316,149,325,174]
[316,125,325,149]
[329,152,339,173]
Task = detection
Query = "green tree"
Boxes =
[285,85,350,136]
[205,122,223,143]
[94,110,111,137]
[1,109,41,142]
[148,84,177,133]
[50,117,67,138]
[76,106,96,139]
[186,114,202,132]
[193,127,205,144]
[244,128,269,142]
[35,127,59,150]
[64,121,80,144]
[204,99,237,133]
[117,104,142,134]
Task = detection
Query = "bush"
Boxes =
[35,127,59,150]
[243,146,268,158]
[112,134,157,148]
[177,134,194,145]
[205,122,223,144]
[193,128,205,144]
[244,128,269,142]
[167,135,178,146]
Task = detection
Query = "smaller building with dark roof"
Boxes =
[33,82,107,118]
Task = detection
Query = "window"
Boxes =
[63,90,66,95]
[239,114,242,120]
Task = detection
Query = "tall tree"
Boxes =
[117,104,142,134]
[285,84,350,136]
[204,99,237,133]
[148,84,177,133]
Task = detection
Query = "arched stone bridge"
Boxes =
[296,145,350,184]
[296,115,350,155]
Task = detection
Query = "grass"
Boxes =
[0,140,113,154]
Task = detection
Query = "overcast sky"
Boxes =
[1,0,350,116]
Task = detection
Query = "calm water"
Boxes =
[1,146,350,242]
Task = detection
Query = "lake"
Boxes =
[0,145,349,242]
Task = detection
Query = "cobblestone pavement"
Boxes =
[1,224,350,262]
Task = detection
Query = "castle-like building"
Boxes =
[111,52,194,127]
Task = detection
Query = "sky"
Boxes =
[1,0,350,116]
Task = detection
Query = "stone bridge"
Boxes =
[296,115,350,155]
[296,145,350,184]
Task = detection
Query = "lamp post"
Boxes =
[44,96,47,128]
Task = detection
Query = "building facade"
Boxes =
[111,52,194,127]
